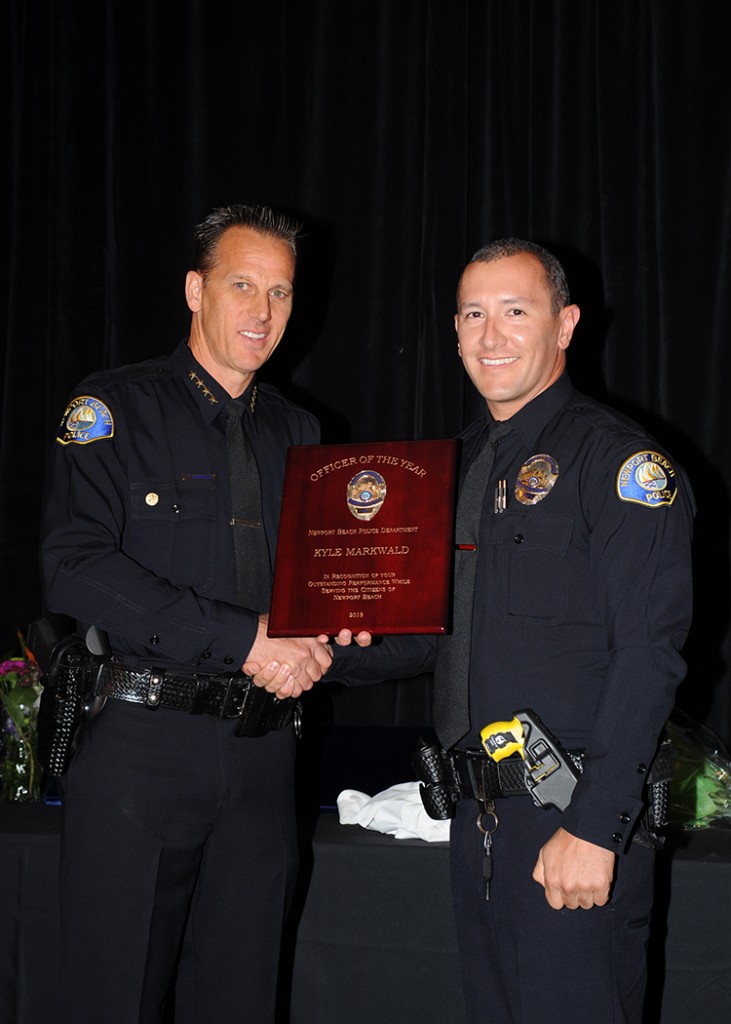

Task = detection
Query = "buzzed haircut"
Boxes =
[460,238,570,315]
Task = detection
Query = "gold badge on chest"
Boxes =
[515,454,559,506]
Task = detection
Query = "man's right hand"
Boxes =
[243,615,333,698]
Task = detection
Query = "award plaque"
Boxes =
[268,439,458,636]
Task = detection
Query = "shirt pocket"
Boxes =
[485,512,574,624]
[128,479,218,591]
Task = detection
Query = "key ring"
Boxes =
[476,804,499,835]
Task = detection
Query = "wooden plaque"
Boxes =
[268,439,458,636]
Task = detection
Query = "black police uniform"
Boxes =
[335,371,694,1024]
[448,372,695,1024]
[41,340,320,1023]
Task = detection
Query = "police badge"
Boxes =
[346,470,387,521]
[515,454,559,506]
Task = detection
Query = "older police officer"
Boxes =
[41,204,370,1023]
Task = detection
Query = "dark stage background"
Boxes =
[2,1,730,746]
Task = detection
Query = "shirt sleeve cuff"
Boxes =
[561,779,646,854]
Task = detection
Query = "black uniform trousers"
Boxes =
[450,795,656,1024]
[59,700,298,1024]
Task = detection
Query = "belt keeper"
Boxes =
[219,676,248,718]
[189,677,211,715]
[145,669,164,708]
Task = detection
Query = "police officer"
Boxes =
[440,239,695,1024]
[311,239,695,1024]
[40,204,368,1023]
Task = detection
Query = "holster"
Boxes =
[35,632,106,777]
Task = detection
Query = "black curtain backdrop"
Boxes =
[2,1,730,744]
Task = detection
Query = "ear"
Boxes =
[557,304,580,350]
[185,270,203,313]
[454,313,462,356]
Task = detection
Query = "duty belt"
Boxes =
[451,746,584,802]
[416,744,584,809]
[412,739,673,844]
[96,663,299,737]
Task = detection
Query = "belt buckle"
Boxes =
[219,675,249,718]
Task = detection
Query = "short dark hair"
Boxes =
[460,238,570,316]
[193,204,301,275]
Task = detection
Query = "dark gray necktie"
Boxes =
[432,420,512,749]
[222,398,271,612]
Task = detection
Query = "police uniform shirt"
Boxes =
[464,372,695,853]
[41,339,320,672]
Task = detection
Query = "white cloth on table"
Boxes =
[337,781,451,842]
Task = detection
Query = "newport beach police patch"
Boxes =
[616,450,678,508]
[56,396,114,446]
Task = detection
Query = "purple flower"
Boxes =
[0,659,26,676]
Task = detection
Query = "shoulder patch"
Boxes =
[616,450,677,508]
[55,395,115,446]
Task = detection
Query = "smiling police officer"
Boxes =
[41,204,364,1024]
[442,239,694,1024]
[308,237,695,1024]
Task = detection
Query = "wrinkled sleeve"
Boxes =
[328,633,437,685]
[561,460,695,852]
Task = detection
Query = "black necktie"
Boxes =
[222,398,271,612]
[432,420,512,749]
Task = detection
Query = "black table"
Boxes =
[1,804,730,1024]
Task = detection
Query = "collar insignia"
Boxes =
[617,451,678,507]
[56,396,114,446]
[188,370,218,405]
[515,454,559,506]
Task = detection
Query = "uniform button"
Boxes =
[636,763,647,774]
[224,656,234,665]
[611,832,623,844]
[150,635,160,645]
[513,534,524,544]
[618,813,631,823]
[201,650,212,659]
[171,504,181,514]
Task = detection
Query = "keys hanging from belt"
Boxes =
[476,800,499,901]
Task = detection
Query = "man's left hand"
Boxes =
[318,629,372,648]
[532,827,616,910]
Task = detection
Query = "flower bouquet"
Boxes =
[666,708,731,830]
[0,636,43,802]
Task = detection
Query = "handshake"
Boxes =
[243,615,372,698]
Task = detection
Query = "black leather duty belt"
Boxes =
[412,741,585,821]
[95,663,299,737]
[452,747,586,802]
[451,747,541,801]
[413,739,673,847]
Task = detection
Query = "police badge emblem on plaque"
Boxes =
[346,470,387,520]
[515,454,559,506]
